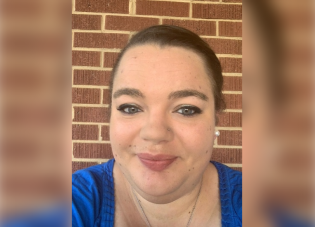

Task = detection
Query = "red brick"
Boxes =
[136,1,189,17]
[204,38,242,55]
[217,130,242,146]
[75,0,129,14]
[105,15,159,31]
[223,76,242,91]
[224,94,242,109]
[192,4,242,20]
[73,107,110,123]
[217,112,242,127]
[104,52,119,68]
[72,124,99,140]
[72,88,100,104]
[162,19,216,36]
[73,143,113,159]
[73,70,111,86]
[101,125,110,141]
[72,161,98,173]
[211,148,242,163]
[72,14,101,30]
[219,57,242,73]
[73,33,129,48]
[103,89,111,104]
[219,21,242,37]
[72,51,101,67]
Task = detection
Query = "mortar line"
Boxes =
[73,47,121,52]
[71,12,242,22]
[222,91,242,94]
[73,66,113,70]
[101,14,106,32]
[72,158,110,162]
[72,140,111,144]
[223,109,242,113]
[224,163,242,167]
[72,0,75,12]
[197,35,241,40]
[72,103,109,107]
[72,122,110,125]
[72,85,110,89]
[98,125,102,141]
[223,73,242,77]
[213,145,242,148]
[217,54,242,58]
[100,88,104,105]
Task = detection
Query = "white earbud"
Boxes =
[215,131,220,137]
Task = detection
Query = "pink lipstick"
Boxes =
[137,153,177,172]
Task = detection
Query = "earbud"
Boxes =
[215,131,220,137]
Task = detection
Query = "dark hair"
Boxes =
[109,25,226,115]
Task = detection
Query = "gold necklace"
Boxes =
[132,179,203,227]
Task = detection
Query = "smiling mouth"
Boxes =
[137,153,177,172]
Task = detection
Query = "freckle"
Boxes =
[188,169,190,171]
[121,70,123,73]
[199,86,201,89]
[206,150,208,153]
[134,145,136,147]
[129,145,131,147]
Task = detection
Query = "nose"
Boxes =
[139,111,173,144]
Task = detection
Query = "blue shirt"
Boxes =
[72,159,242,227]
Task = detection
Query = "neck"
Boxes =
[128,175,204,225]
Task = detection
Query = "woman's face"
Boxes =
[110,44,216,199]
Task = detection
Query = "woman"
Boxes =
[72,25,242,227]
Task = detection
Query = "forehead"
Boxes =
[114,44,212,91]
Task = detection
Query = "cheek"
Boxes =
[176,122,215,156]
[110,117,140,151]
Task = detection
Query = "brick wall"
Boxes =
[72,0,242,173]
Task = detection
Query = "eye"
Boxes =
[117,104,142,114]
[175,106,202,116]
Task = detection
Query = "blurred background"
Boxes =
[0,0,71,226]
[243,0,315,226]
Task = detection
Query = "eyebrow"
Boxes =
[113,88,145,99]
[168,89,209,101]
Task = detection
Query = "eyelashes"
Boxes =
[117,104,142,115]
[174,105,202,116]
[117,104,202,117]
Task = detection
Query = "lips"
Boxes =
[137,153,177,172]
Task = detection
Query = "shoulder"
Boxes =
[72,159,115,227]
[72,160,114,188]
[211,161,242,227]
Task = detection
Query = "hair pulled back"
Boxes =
[110,25,225,113]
